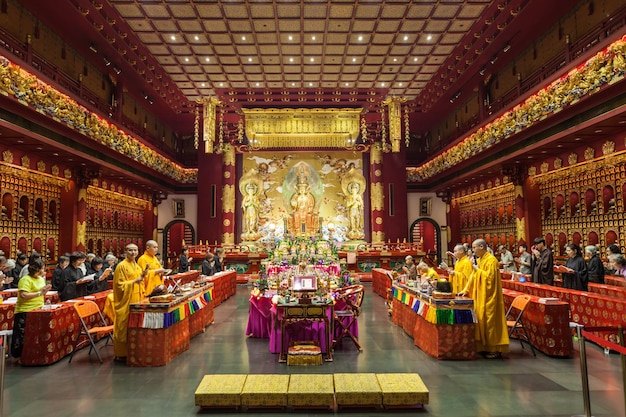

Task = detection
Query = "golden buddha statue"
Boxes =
[239,169,263,242]
[342,167,366,241]
[284,162,321,236]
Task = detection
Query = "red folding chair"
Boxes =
[69,300,114,363]
[333,285,364,351]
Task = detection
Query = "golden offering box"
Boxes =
[334,373,382,407]
[194,374,247,408]
[376,373,429,407]
[288,374,334,408]
[241,374,289,408]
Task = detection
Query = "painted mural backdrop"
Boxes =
[242,151,363,243]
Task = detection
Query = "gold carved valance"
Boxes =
[242,108,362,149]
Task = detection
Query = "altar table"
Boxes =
[271,302,334,362]
[127,284,213,366]
[391,284,476,360]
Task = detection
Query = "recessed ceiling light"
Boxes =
[414,57,418,62]
[575,137,582,141]
[393,58,397,62]
[345,82,349,87]
[541,150,548,153]
[291,82,295,86]
[201,83,205,87]
[35,147,43,150]
[309,82,313,87]
[556,144,564,148]
[170,35,176,41]
[398,83,403,87]
[248,57,252,62]
[312,35,316,41]
[255,82,259,87]
[594,129,603,133]
[381,82,385,87]
[403,35,409,41]
[219,83,224,87]
[194,35,199,41]
[184,57,189,62]
[310,57,314,62]
[205,57,210,62]
[52,153,59,156]
[289,57,294,62]
[427,34,432,41]
[242,36,246,41]
[352,57,356,62]
[288,35,293,41]
[527,155,533,159]
[17,140,23,143]
[358,35,363,41]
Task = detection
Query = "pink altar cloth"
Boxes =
[246,296,273,338]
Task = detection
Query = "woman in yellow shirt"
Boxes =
[12,259,52,360]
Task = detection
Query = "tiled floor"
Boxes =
[2,283,624,417]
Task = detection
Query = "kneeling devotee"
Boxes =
[138,240,168,296]
[459,239,509,359]
[113,243,148,363]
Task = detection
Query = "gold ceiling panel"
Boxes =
[109,0,518,104]
[242,108,363,149]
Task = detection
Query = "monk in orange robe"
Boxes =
[459,238,510,358]
[448,244,474,294]
[138,240,168,295]
[113,243,148,362]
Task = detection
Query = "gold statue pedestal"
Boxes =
[342,239,367,251]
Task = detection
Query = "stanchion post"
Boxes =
[574,324,593,417]
[617,325,626,408]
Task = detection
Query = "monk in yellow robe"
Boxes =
[113,243,148,362]
[138,240,167,295]
[459,238,510,358]
[448,244,474,294]
[417,262,439,280]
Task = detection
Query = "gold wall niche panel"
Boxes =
[85,186,151,257]
[0,161,66,259]
[454,182,516,250]
[535,154,626,255]
[242,108,362,149]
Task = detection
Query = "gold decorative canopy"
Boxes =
[242,108,362,149]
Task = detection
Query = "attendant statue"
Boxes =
[346,182,364,232]
[239,170,263,242]
[291,182,315,231]
[242,182,260,235]
[341,167,366,240]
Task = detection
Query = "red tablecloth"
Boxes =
[19,290,111,366]
[372,268,393,298]
[127,285,213,366]
[391,298,475,360]
[501,279,626,345]
[205,270,236,306]
[604,275,626,288]
[588,282,626,298]
[502,288,572,357]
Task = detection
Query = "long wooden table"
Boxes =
[19,290,111,366]
[391,284,476,360]
[126,284,214,366]
[372,268,393,298]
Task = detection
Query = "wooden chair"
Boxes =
[68,300,114,363]
[333,285,364,351]
[506,294,536,356]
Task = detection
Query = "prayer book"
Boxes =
[76,274,95,284]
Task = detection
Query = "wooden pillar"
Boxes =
[221,144,235,247]
[369,142,384,244]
